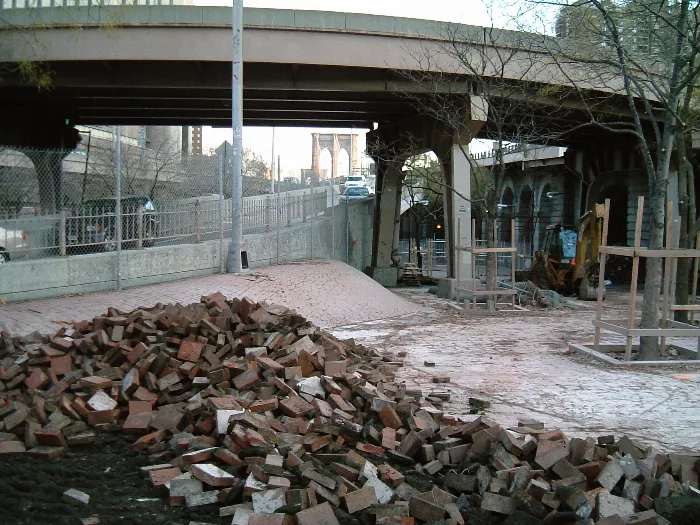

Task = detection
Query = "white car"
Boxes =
[344,175,366,190]
[0,225,27,263]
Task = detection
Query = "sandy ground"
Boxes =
[332,287,700,453]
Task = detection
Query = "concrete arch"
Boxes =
[517,185,534,250]
[536,183,554,250]
[311,133,359,181]
[499,186,515,243]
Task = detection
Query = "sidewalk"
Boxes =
[0,260,424,336]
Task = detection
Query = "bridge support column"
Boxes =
[366,161,403,287]
[447,144,472,281]
[0,113,80,213]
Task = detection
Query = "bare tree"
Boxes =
[526,0,700,358]
[398,21,555,309]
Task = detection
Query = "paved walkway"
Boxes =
[334,289,700,453]
[0,260,424,336]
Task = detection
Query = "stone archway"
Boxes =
[499,187,515,243]
[518,186,534,253]
[311,133,359,181]
[536,184,554,250]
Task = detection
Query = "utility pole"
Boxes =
[227,0,244,273]
[114,125,122,291]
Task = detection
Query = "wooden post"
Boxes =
[594,199,611,350]
[660,201,674,356]
[625,196,645,361]
[472,218,477,311]
[456,218,462,307]
[194,201,201,244]
[511,218,516,309]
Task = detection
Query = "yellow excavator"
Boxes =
[527,204,605,300]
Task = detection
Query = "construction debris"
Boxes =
[0,292,697,525]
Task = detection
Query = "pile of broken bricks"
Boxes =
[0,292,698,525]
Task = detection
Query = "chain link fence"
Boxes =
[0,143,366,291]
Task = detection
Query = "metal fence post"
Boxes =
[137,207,143,250]
[218,153,224,273]
[303,192,307,223]
[194,201,201,243]
[59,209,67,257]
[114,125,122,291]
[276,155,281,265]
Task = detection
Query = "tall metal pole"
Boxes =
[227,0,244,273]
[218,153,224,274]
[346,129,352,264]
[114,125,122,291]
[270,127,275,194]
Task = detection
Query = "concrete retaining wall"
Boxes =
[0,200,374,302]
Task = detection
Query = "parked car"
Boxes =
[0,224,27,263]
[60,196,158,252]
[340,187,371,200]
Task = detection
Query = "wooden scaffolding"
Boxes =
[455,218,519,311]
[594,196,700,361]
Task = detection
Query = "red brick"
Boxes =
[250,398,279,413]
[379,405,402,430]
[344,486,378,514]
[233,367,261,392]
[178,339,204,362]
[0,441,26,454]
[86,409,119,426]
[25,368,50,390]
[279,396,314,418]
[381,428,397,450]
[35,429,68,449]
[132,429,168,451]
[123,413,154,434]
[129,401,153,415]
[356,443,385,455]
[79,376,113,390]
[296,501,340,525]
[191,463,236,487]
[51,355,73,376]
[149,467,182,487]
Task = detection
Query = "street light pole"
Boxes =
[227,0,244,273]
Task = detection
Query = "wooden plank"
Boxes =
[670,305,700,311]
[455,288,517,295]
[636,248,700,258]
[599,246,635,256]
[691,232,700,324]
[594,199,611,350]
[511,219,516,310]
[598,246,700,258]
[628,328,700,337]
[472,219,477,311]
[593,320,631,336]
[661,201,674,355]
[626,196,644,361]
[470,247,518,254]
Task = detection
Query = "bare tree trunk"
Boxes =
[639,188,666,359]
[675,133,695,323]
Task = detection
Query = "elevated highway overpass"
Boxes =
[0,6,654,284]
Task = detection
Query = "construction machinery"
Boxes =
[527,204,606,300]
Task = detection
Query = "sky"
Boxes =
[200,0,526,177]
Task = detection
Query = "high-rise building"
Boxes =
[191,126,203,155]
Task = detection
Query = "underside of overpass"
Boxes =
[0,6,662,285]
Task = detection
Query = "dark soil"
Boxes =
[0,432,222,525]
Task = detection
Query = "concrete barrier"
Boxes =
[0,200,374,302]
